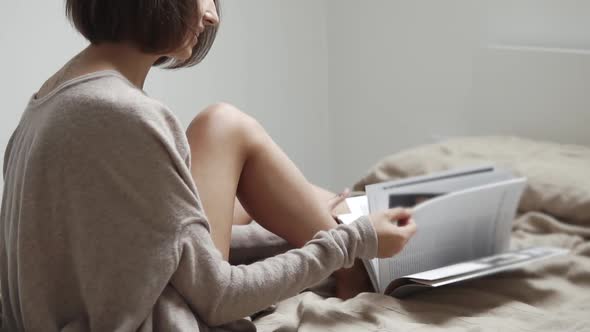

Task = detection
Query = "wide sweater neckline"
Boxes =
[28,70,142,108]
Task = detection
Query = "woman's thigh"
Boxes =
[185,103,263,259]
[186,102,343,260]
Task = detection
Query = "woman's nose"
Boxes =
[203,5,219,27]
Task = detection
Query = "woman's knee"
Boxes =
[186,103,266,149]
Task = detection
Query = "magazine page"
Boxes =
[365,165,514,213]
[375,178,526,293]
[344,195,369,215]
[385,246,568,297]
[405,246,568,287]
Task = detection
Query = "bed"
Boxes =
[2,136,588,331]
[245,136,590,331]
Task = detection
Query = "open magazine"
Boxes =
[337,165,568,297]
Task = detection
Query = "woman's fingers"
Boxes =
[385,207,412,223]
[327,188,350,212]
[370,208,417,258]
[398,218,417,237]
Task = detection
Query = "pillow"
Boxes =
[352,136,590,225]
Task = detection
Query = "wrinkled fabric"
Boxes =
[0,71,378,331]
[254,137,590,331]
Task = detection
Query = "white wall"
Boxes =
[0,1,334,204]
[484,0,590,49]
[2,1,590,198]
[146,1,334,188]
[327,0,590,189]
[0,1,87,202]
[328,0,482,188]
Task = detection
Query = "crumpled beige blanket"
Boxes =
[3,137,587,331]
[252,136,590,332]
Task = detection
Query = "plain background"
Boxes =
[1,0,589,202]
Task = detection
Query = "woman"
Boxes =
[0,0,416,330]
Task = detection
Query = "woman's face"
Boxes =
[169,0,219,61]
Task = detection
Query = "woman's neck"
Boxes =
[77,43,160,89]
[36,42,160,100]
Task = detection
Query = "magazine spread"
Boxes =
[337,165,568,297]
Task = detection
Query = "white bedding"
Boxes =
[252,136,590,331]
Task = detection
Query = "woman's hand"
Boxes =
[327,188,351,217]
[369,208,417,258]
[326,188,416,258]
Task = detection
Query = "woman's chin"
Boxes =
[172,48,193,62]
[178,53,192,62]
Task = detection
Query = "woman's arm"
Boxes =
[66,98,408,328]
[71,101,379,327]
[171,216,377,327]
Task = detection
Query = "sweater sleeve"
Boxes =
[3,128,18,180]
[57,94,378,327]
[172,216,377,327]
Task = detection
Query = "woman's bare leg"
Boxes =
[186,103,371,298]
[186,103,338,257]
[232,184,373,299]
[232,197,253,225]
[232,184,350,226]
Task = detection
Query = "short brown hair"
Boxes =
[65,0,220,69]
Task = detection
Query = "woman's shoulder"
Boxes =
[33,72,190,159]
[59,72,177,125]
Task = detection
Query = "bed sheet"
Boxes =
[253,136,590,332]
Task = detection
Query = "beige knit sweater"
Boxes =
[0,71,377,331]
